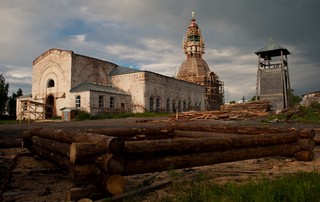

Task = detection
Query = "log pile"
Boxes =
[174,100,271,120]
[23,125,315,201]
[23,129,126,196]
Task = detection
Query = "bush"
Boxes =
[75,111,91,121]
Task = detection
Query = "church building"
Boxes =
[16,13,223,120]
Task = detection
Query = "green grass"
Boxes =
[124,172,320,202]
[264,103,320,123]
[75,111,173,121]
[0,119,20,124]
[167,172,320,202]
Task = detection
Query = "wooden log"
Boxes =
[65,186,109,202]
[28,144,70,170]
[86,127,172,140]
[99,174,125,195]
[171,123,314,138]
[314,129,320,145]
[95,153,126,174]
[69,164,100,183]
[24,129,125,154]
[31,136,70,157]
[125,133,297,158]
[296,128,315,139]
[0,139,22,148]
[296,139,316,151]
[124,144,298,175]
[70,143,105,164]
[295,150,314,161]
[0,154,18,197]
[96,180,172,202]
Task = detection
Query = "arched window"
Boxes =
[183,101,186,112]
[156,97,161,112]
[172,99,176,113]
[149,97,154,112]
[47,79,55,88]
[166,99,170,113]
[75,95,81,107]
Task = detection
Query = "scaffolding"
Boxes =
[204,72,224,110]
[18,99,45,122]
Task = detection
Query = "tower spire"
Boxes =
[182,12,205,58]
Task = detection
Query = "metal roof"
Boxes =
[70,81,130,95]
[255,39,290,58]
[109,66,141,76]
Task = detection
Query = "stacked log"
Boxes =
[175,100,271,120]
[23,126,316,200]
[23,129,126,196]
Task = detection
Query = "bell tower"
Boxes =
[255,39,291,111]
[176,12,224,110]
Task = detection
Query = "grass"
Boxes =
[0,119,20,124]
[264,103,320,123]
[158,172,320,202]
[75,111,173,121]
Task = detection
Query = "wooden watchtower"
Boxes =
[255,39,291,111]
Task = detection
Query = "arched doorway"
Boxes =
[45,95,55,119]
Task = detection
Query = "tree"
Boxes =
[8,88,23,118]
[288,89,302,107]
[0,74,9,115]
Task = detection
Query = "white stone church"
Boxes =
[16,13,223,120]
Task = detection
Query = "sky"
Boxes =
[0,0,319,103]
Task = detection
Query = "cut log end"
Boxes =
[100,174,125,195]
[295,150,314,162]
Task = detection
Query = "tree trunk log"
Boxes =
[95,153,126,175]
[85,127,172,140]
[66,186,109,202]
[314,129,320,145]
[0,139,22,148]
[295,150,314,161]
[24,129,125,154]
[125,133,297,158]
[99,174,125,195]
[31,136,70,157]
[28,144,70,170]
[124,144,298,175]
[69,164,100,183]
[70,142,108,164]
[296,139,316,151]
[171,124,314,138]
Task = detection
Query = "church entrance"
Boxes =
[45,95,55,119]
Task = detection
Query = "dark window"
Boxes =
[166,99,170,113]
[183,101,186,112]
[172,100,176,113]
[149,97,154,112]
[99,95,104,108]
[156,97,160,112]
[47,79,55,88]
[110,97,115,109]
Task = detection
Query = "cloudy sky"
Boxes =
[1,0,319,102]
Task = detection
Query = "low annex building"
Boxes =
[16,49,206,120]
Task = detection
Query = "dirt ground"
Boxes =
[0,117,319,201]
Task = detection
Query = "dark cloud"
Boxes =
[0,0,319,102]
